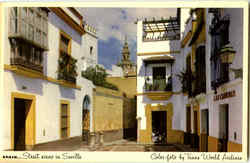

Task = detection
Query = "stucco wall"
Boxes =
[136,20,184,135]
[82,32,98,70]
[1,8,95,150]
[93,87,123,131]
[106,77,136,98]
[205,9,243,145]
[208,80,242,144]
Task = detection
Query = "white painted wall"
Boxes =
[206,8,243,144]
[1,8,96,150]
[106,65,123,77]
[136,20,185,132]
[81,31,98,70]
[179,8,193,133]
[180,8,191,39]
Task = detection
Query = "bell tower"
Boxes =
[118,36,133,73]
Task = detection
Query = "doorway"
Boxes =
[192,110,199,148]
[219,104,229,152]
[82,95,90,142]
[201,109,209,152]
[14,98,31,150]
[11,92,36,150]
[184,106,191,145]
[152,111,167,144]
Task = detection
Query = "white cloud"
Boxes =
[77,8,176,43]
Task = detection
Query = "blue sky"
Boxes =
[78,8,177,69]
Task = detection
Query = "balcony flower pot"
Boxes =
[219,44,236,64]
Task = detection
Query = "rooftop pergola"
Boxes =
[142,17,180,33]
[138,17,180,41]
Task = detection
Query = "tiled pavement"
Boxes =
[32,137,198,152]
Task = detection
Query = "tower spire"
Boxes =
[125,35,127,43]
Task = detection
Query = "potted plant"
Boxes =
[144,77,152,91]
[219,43,236,64]
[177,69,194,96]
[158,79,167,91]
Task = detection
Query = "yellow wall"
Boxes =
[106,77,136,98]
[208,136,219,152]
[93,86,123,131]
[228,141,242,152]
[138,103,184,144]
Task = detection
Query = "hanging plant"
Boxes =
[57,53,78,83]
[176,69,194,96]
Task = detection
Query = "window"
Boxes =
[9,7,48,73]
[9,7,48,50]
[59,31,71,55]
[58,31,77,83]
[194,46,206,95]
[83,95,90,110]
[90,46,93,55]
[185,54,193,96]
[153,67,166,81]
[60,101,70,139]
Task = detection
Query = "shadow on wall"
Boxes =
[12,73,44,95]
[59,86,76,99]
[48,11,82,45]
[169,40,182,93]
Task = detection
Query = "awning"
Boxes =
[143,56,175,64]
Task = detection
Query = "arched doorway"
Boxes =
[82,95,90,142]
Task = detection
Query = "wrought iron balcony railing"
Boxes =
[144,78,172,92]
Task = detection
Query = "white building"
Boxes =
[136,10,187,144]
[136,8,243,152]
[205,8,243,152]
[180,8,243,152]
[106,65,123,77]
[82,24,98,70]
[1,7,97,150]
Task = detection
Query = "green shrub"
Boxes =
[82,65,118,91]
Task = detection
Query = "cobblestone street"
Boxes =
[32,137,198,152]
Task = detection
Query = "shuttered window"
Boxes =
[9,7,48,50]
[60,102,70,139]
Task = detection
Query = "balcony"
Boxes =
[144,78,173,101]
[10,43,43,73]
[57,52,78,84]
[9,7,48,51]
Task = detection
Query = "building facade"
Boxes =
[1,7,97,150]
[136,8,243,152]
[136,11,186,144]
[180,8,243,152]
